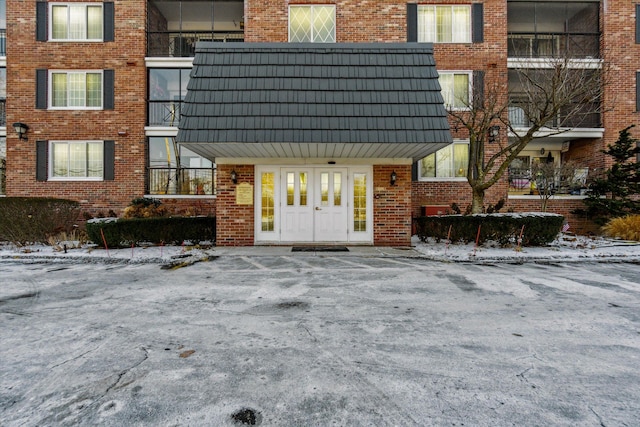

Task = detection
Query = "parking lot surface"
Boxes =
[1,254,639,426]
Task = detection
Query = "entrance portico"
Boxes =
[176,43,451,246]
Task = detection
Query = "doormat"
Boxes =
[292,246,349,252]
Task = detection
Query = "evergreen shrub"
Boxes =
[414,213,564,246]
[85,216,216,248]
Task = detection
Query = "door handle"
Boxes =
[315,207,321,210]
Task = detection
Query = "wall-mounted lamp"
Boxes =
[13,122,29,140]
[390,171,397,186]
[230,170,238,184]
[488,125,500,143]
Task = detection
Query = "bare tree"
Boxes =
[448,57,607,213]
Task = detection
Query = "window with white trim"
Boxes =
[289,5,336,43]
[50,141,104,180]
[418,5,471,43]
[50,71,103,109]
[439,72,471,109]
[420,141,469,179]
[50,3,103,41]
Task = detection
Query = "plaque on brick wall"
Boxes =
[236,183,254,205]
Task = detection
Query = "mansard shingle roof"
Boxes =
[176,43,452,160]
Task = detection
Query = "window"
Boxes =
[420,141,469,179]
[148,68,190,126]
[50,141,104,180]
[50,71,103,109]
[418,5,471,43]
[50,3,103,41]
[439,72,471,109]
[289,5,336,43]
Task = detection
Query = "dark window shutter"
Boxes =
[411,161,419,181]
[407,4,418,42]
[636,5,640,43]
[36,69,48,109]
[472,4,484,43]
[36,141,48,181]
[473,70,485,109]
[103,140,115,180]
[637,72,640,112]
[103,69,114,110]
[103,2,115,42]
[36,1,47,41]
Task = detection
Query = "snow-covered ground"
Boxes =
[1,233,639,264]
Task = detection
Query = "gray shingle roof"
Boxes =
[176,43,452,160]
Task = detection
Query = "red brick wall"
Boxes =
[374,165,412,246]
[245,0,408,43]
[6,0,148,215]
[601,1,640,168]
[215,165,255,246]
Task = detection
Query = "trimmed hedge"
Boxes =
[414,213,565,246]
[86,216,216,248]
[0,197,81,245]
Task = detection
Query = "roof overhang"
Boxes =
[176,43,452,162]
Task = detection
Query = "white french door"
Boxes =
[255,166,372,244]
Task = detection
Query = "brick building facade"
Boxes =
[2,1,639,245]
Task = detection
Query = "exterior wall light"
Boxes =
[488,125,500,143]
[13,122,29,140]
[390,171,397,186]
[230,169,238,184]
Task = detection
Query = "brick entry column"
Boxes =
[216,164,255,246]
[373,165,412,247]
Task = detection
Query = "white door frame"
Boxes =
[254,165,373,244]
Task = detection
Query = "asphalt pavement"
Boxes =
[1,254,639,426]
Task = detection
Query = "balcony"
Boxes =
[508,102,601,129]
[508,33,599,59]
[147,31,244,58]
[147,0,244,58]
[148,167,215,196]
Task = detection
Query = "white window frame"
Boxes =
[49,3,104,41]
[49,140,104,181]
[49,70,103,110]
[439,71,472,110]
[288,5,336,43]
[417,5,472,44]
[419,140,469,181]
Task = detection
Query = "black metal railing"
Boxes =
[147,31,244,57]
[508,102,601,128]
[148,167,215,196]
[508,33,600,59]
[149,101,182,127]
[508,166,590,196]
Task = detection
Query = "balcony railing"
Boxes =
[508,33,600,59]
[149,101,182,127]
[508,166,590,196]
[147,31,244,57]
[508,103,601,129]
[148,167,215,196]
